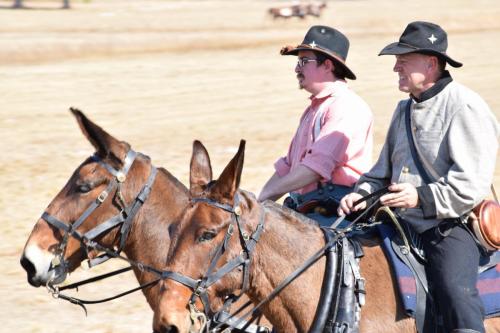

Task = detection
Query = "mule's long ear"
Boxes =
[70,107,129,163]
[211,140,245,202]
[190,140,213,196]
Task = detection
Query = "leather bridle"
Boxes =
[161,193,265,328]
[41,149,157,286]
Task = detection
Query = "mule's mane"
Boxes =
[261,199,319,227]
[157,167,188,192]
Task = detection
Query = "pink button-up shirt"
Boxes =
[274,81,373,194]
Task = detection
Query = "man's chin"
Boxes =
[398,85,410,93]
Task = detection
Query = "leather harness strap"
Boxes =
[42,150,158,270]
[41,150,165,313]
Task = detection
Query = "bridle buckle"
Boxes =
[97,191,108,203]
[194,285,205,297]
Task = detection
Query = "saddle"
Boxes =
[376,207,500,333]
[284,183,354,216]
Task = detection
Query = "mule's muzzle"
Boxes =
[20,253,68,287]
[154,325,179,333]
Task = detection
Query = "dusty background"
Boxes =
[1,0,499,332]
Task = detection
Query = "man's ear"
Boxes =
[323,58,334,72]
[428,56,439,70]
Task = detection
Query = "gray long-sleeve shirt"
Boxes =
[356,78,499,233]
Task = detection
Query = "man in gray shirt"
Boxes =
[339,21,498,333]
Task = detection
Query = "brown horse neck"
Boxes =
[238,197,327,333]
[121,166,189,309]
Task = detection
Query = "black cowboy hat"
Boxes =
[281,25,356,80]
[379,21,462,68]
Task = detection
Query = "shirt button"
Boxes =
[400,208,406,212]
[402,166,410,173]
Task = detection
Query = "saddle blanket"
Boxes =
[377,223,500,318]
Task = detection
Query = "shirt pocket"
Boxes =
[415,129,443,168]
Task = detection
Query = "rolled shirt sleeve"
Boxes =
[274,156,291,177]
[300,130,350,181]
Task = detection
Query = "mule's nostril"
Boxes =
[20,255,35,277]
[20,255,40,287]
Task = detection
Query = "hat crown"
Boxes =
[301,25,350,61]
[378,21,462,68]
[399,21,448,53]
[280,25,357,79]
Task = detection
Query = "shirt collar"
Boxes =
[310,80,348,101]
[412,70,453,103]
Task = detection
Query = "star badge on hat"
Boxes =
[428,34,437,44]
[309,41,317,48]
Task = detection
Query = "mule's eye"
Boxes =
[198,230,217,243]
[77,184,92,193]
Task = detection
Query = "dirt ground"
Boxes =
[1,0,499,332]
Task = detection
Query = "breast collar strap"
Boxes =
[41,150,158,276]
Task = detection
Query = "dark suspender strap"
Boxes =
[404,100,433,184]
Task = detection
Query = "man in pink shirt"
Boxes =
[258,25,373,221]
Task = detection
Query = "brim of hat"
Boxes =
[281,44,357,80]
[378,42,463,67]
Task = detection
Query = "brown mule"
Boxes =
[20,109,190,312]
[154,140,500,333]
[20,110,271,332]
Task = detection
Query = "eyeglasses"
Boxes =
[297,57,318,68]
